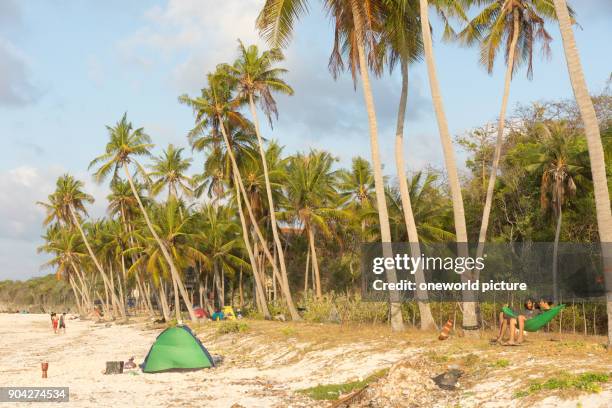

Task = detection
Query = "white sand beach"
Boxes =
[1,313,611,408]
[0,314,309,407]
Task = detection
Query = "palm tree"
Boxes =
[107,179,155,316]
[180,73,301,320]
[525,121,583,303]
[223,41,296,319]
[38,225,90,315]
[89,114,197,322]
[338,157,374,241]
[459,0,559,261]
[257,0,407,331]
[197,204,249,310]
[383,171,456,243]
[149,144,193,200]
[280,150,343,299]
[415,0,481,330]
[39,174,124,319]
[551,0,612,347]
[374,0,438,329]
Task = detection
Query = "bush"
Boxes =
[216,321,249,335]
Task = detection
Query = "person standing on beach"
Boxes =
[51,313,59,334]
[59,313,66,334]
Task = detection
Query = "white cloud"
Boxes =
[0,166,108,280]
[0,37,40,106]
[118,0,263,92]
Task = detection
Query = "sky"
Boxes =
[1,0,610,281]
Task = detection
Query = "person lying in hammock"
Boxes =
[496,299,551,345]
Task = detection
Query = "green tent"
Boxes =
[141,325,214,373]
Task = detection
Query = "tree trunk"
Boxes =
[172,274,181,321]
[419,0,476,332]
[394,58,436,330]
[552,0,612,348]
[350,0,404,332]
[248,96,297,311]
[307,225,322,299]
[213,261,224,308]
[476,8,519,260]
[239,268,244,309]
[158,282,171,321]
[68,275,84,316]
[304,246,310,295]
[552,209,562,304]
[218,117,300,319]
[69,205,122,318]
[234,174,271,318]
[122,163,196,322]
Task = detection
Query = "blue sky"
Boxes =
[1,0,610,280]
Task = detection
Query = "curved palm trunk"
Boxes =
[394,59,437,330]
[552,0,612,347]
[351,1,404,332]
[234,174,271,319]
[307,225,322,299]
[68,275,84,315]
[419,0,476,331]
[476,9,519,258]
[70,262,92,312]
[247,96,295,303]
[68,205,123,319]
[304,247,310,295]
[217,117,300,320]
[172,275,181,321]
[122,163,196,322]
[158,280,171,321]
[552,208,562,304]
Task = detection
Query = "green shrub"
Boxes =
[514,371,610,398]
[298,369,389,400]
[216,321,249,335]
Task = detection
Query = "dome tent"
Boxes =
[141,325,214,373]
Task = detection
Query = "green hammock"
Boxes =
[501,305,565,332]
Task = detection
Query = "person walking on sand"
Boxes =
[59,312,66,334]
[51,313,59,334]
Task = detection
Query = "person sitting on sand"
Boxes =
[124,357,137,369]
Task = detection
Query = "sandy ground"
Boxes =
[1,313,611,407]
[0,314,413,407]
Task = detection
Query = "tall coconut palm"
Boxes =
[38,225,90,315]
[39,174,124,319]
[89,114,197,322]
[257,0,407,331]
[107,179,155,316]
[525,121,584,302]
[191,122,256,203]
[149,144,193,200]
[280,150,343,299]
[551,0,612,347]
[374,0,438,329]
[415,0,481,330]
[459,0,560,260]
[223,41,296,317]
[180,75,300,320]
